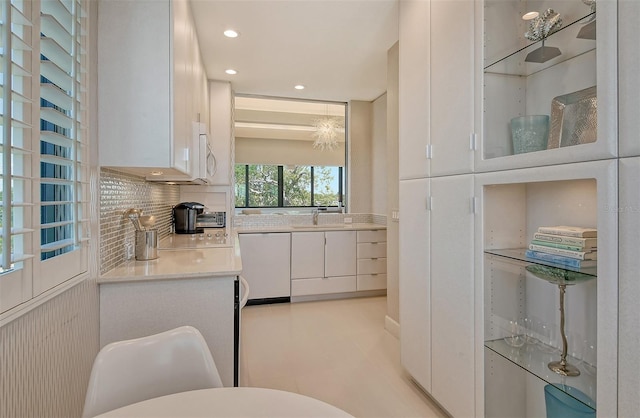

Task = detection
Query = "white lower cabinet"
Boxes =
[356,230,387,291]
[399,175,474,417]
[429,175,475,417]
[238,233,291,300]
[100,276,236,387]
[618,157,640,416]
[291,231,357,298]
[399,178,431,392]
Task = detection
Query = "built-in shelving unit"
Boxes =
[484,248,597,413]
[485,12,596,77]
[476,0,616,172]
[476,161,618,416]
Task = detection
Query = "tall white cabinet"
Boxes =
[399,0,631,416]
[399,1,475,416]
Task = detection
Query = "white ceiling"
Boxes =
[190,0,399,103]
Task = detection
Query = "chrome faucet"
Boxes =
[312,209,319,225]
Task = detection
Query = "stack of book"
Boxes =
[525,225,597,269]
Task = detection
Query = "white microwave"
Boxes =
[196,122,217,184]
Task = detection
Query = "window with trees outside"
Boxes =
[235,165,344,208]
[1,0,90,315]
[234,97,346,210]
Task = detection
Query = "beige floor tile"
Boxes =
[240,296,448,418]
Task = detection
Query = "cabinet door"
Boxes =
[325,231,356,278]
[430,174,475,417]
[291,232,325,279]
[398,0,430,180]
[171,0,189,174]
[618,157,640,416]
[209,81,232,185]
[399,178,431,392]
[619,1,640,157]
[98,0,172,170]
[430,0,474,176]
[238,233,291,299]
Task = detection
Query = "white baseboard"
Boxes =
[385,315,400,339]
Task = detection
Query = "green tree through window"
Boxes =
[236,165,343,208]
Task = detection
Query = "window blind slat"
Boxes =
[40,107,73,129]
[41,37,73,73]
[10,4,32,26]
[40,130,73,147]
[40,0,72,30]
[40,14,72,54]
[40,83,72,110]
[40,238,74,252]
[40,60,72,91]
[40,154,73,167]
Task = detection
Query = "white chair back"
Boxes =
[82,326,223,418]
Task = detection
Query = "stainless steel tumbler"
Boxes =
[135,229,158,260]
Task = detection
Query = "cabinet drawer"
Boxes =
[357,274,387,291]
[357,230,386,243]
[357,242,387,258]
[291,276,357,297]
[357,258,387,275]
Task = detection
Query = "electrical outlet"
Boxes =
[124,239,134,260]
[344,217,353,224]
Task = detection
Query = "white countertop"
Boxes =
[99,223,384,284]
[99,245,242,284]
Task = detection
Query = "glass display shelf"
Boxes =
[485,11,596,77]
[485,248,597,278]
[485,339,596,411]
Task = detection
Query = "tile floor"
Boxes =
[240,296,449,417]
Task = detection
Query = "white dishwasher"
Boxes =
[238,233,291,304]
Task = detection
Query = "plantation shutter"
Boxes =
[36,0,89,293]
[0,0,36,311]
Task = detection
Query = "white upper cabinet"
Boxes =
[398,0,430,180]
[618,1,640,157]
[208,81,233,186]
[399,0,475,179]
[475,0,618,172]
[430,0,475,176]
[98,0,208,178]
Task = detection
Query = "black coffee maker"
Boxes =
[172,202,205,234]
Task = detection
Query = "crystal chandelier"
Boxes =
[312,116,342,151]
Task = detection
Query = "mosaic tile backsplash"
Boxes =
[100,169,180,274]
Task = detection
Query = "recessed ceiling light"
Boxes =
[522,11,539,20]
[149,171,164,176]
[223,29,239,38]
[225,69,238,75]
[294,85,305,90]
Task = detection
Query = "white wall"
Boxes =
[371,94,388,215]
[348,101,373,213]
[386,42,400,326]
[235,137,345,166]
